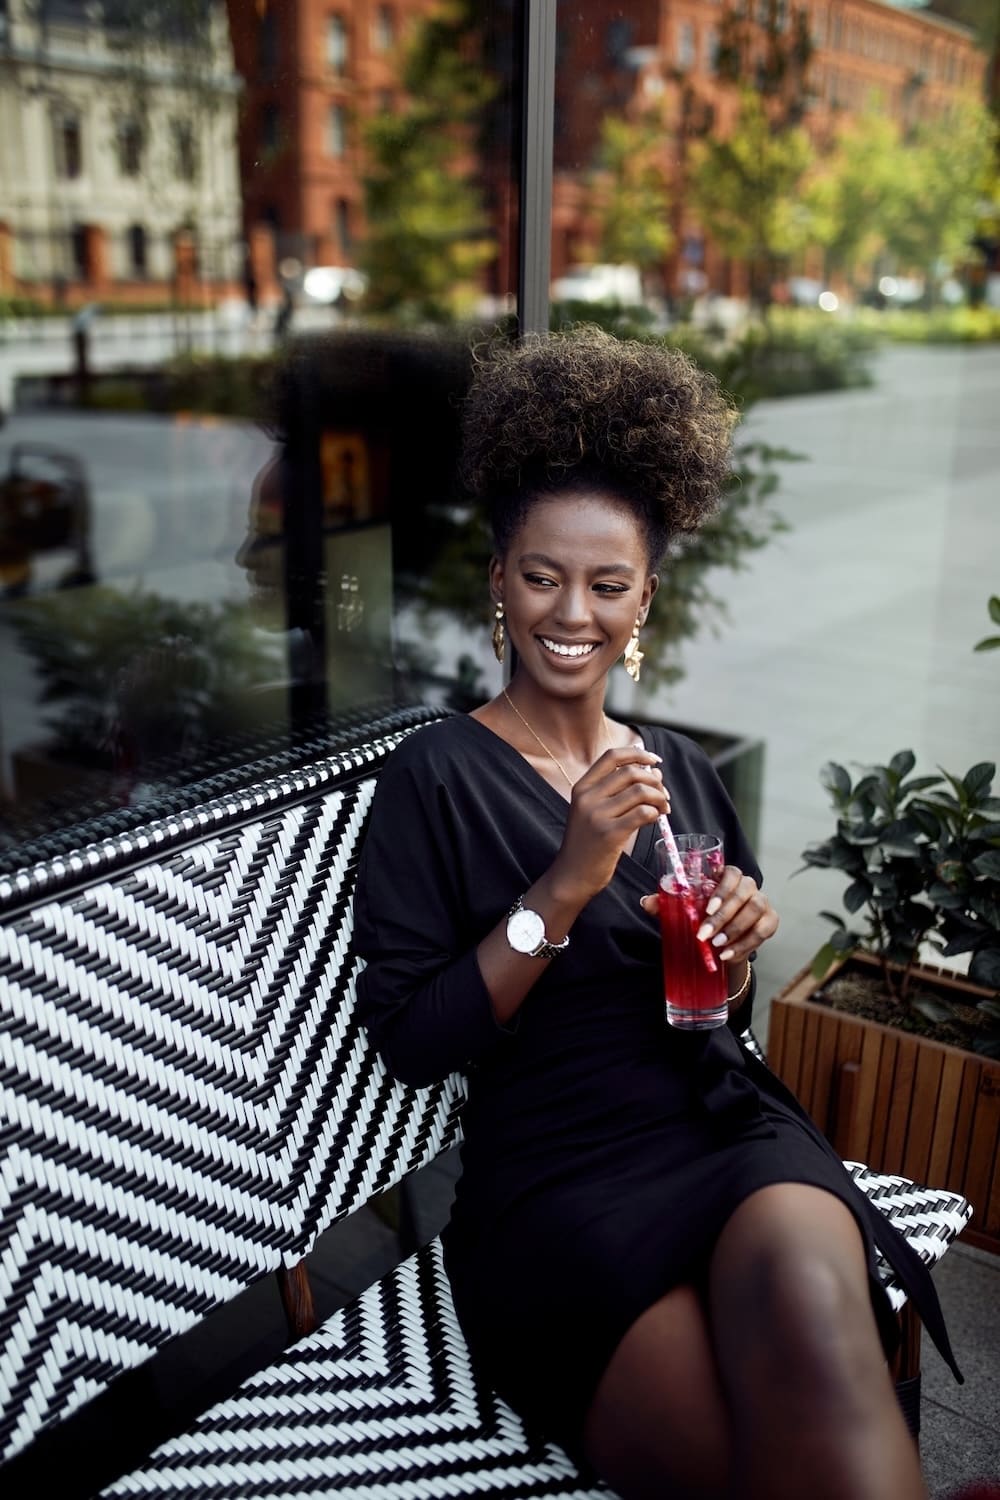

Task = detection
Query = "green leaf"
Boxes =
[973,636,1000,652]
[976,999,1000,1020]
[843,879,871,914]
[969,947,1000,989]
[972,849,1000,879]
[964,763,996,799]
[972,821,1000,840]
[819,910,847,929]
[820,761,852,801]
[900,776,945,796]
[910,807,942,840]
[910,995,954,1025]
[989,595,1000,625]
[941,930,984,956]
[889,750,916,781]
[829,928,856,953]
[928,883,964,909]
[811,942,840,978]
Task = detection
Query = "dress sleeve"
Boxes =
[353,750,516,1087]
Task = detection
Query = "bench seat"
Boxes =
[100,1163,971,1500]
[0,707,974,1497]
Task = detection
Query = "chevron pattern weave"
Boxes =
[0,707,975,1489]
[0,717,466,1465]
[102,1238,611,1500]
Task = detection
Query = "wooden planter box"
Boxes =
[768,953,1000,1255]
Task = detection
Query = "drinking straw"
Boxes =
[657,813,719,974]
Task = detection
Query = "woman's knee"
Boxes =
[710,1190,885,1399]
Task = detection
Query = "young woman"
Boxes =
[354,329,959,1500]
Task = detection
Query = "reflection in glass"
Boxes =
[0,1,522,867]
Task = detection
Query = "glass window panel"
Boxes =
[0,0,522,868]
[326,102,348,157]
[551,0,1000,1017]
[326,14,349,73]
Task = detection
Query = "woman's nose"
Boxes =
[553,583,590,627]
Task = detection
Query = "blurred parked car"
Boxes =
[300,265,369,307]
[550,262,644,306]
[0,444,95,597]
[777,277,841,312]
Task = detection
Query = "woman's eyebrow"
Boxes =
[518,552,637,576]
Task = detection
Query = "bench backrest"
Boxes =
[0,708,466,1465]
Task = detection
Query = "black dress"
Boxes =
[353,714,960,1458]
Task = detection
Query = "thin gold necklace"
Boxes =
[502,688,613,789]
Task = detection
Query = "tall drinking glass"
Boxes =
[656,834,729,1030]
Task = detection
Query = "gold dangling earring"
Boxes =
[623,618,644,682]
[492,601,506,663]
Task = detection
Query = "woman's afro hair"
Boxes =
[459,326,737,566]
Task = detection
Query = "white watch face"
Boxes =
[507,907,546,954]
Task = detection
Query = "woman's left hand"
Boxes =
[640,866,779,964]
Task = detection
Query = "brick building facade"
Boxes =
[228,0,985,305]
[226,0,437,298]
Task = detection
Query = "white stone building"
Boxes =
[0,0,243,302]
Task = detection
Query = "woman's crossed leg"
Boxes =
[583,1183,926,1500]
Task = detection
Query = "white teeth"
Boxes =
[540,637,597,658]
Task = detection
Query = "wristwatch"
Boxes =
[505,896,570,959]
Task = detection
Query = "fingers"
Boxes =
[695,867,780,963]
[640,893,659,916]
[575,750,671,815]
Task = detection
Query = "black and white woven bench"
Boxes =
[0,706,973,1498]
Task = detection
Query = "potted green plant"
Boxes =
[768,751,1000,1253]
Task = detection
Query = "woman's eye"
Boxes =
[594,583,629,594]
[524,573,556,587]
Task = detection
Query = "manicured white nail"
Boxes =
[705,897,722,917]
[720,948,735,963]
[696,923,713,943]
[711,932,728,948]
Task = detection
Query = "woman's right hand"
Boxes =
[548,746,669,906]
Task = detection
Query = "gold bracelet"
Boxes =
[727,962,753,1005]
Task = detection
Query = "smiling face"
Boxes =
[490,489,658,701]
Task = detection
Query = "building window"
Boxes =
[607,17,635,63]
[326,14,349,74]
[70,222,89,277]
[677,21,696,69]
[259,10,278,75]
[335,198,352,255]
[373,4,394,52]
[117,119,143,177]
[172,119,197,182]
[326,103,348,158]
[127,223,148,277]
[261,103,281,153]
[705,27,720,72]
[54,114,82,179]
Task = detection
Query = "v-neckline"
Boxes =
[461,712,658,872]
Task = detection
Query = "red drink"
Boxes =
[656,835,728,1030]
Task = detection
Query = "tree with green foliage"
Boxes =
[805,111,906,292]
[359,0,496,323]
[714,0,815,129]
[687,90,815,308]
[883,97,998,301]
[581,108,674,277]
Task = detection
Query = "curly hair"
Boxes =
[459,327,737,566]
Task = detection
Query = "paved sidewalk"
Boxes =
[638,341,1000,1494]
